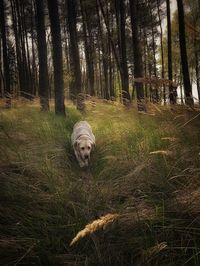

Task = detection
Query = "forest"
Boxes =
[0,0,200,265]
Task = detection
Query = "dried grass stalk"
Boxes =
[143,242,167,258]
[70,213,119,246]
[150,150,173,156]
[161,137,177,142]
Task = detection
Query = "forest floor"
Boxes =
[0,98,200,266]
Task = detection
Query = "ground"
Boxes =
[0,99,200,265]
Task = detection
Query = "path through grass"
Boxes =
[0,100,200,265]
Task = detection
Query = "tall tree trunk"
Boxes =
[119,0,130,104]
[63,23,70,77]
[157,0,166,103]
[177,0,194,106]
[10,0,23,97]
[97,0,122,98]
[96,1,109,99]
[130,0,146,111]
[179,63,184,104]
[166,0,174,104]
[31,0,37,96]
[80,0,95,96]
[15,0,30,98]
[0,0,11,107]
[149,4,157,77]
[47,0,65,115]
[108,37,114,98]
[21,3,33,97]
[35,0,49,111]
[0,40,3,97]
[66,0,82,109]
[195,53,200,104]
[143,29,148,100]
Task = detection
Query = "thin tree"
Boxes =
[80,0,95,96]
[47,0,65,115]
[157,0,166,103]
[66,0,82,108]
[35,0,49,111]
[130,0,146,111]
[176,0,194,106]
[0,0,11,107]
[118,0,130,104]
[10,0,23,97]
[16,1,31,98]
[30,0,38,96]
[96,0,109,99]
[166,0,174,104]
[98,0,127,102]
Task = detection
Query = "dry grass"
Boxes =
[149,150,174,156]
[0,99,200,265]
[70,213,119,246]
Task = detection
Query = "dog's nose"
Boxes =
[84,155,89,159]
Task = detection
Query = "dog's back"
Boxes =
[71,121,95,145]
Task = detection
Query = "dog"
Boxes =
[71,121,95,167]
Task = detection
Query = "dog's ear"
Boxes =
[73,140,79,150]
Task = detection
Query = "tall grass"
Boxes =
[0,99,200,265]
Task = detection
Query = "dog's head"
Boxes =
[74,137,95,166]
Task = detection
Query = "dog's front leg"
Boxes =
[74,150,85,167]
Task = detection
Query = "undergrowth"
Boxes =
[0,99,200,265]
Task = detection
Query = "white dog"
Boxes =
[71,121,95,167]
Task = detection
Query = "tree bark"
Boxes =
[119,0,130,104]
[80,0,95,96]
[66,0,82,108]
[35,0,49,111]
[157,0,166,103]
[47,0,65,115]
[0,0,11,106]
[166,0,174,104]
[96,1,109,99]
[130,0,146,111]
[97,0,122,98]
[177,0,194,106]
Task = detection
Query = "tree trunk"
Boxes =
[177,0,194,106]
[130,0,146,111]
[119,0,130,104]
[80,0,95,96]
[21,3,33,97]
[194,41,200,104]
[96,1,109,99]
[166,0,174,104]
[0,40,3,97]
[31,0,38,96]
[0,0,11,107]
[15,0,31,99]
[97,0,122,98]
[195,51,200,105]
[157,0,166,103]
[66,0,82,109]
[11,0,23,97]
[35,0,49,111]
[47,0,65,115]
[149,4,157,78]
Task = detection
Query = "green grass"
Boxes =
[0,99,200,265]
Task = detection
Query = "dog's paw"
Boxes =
[79,160,89,168]
[79,161,85,168]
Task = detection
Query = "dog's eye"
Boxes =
[81,147,85,150]
[88,147,91,150]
